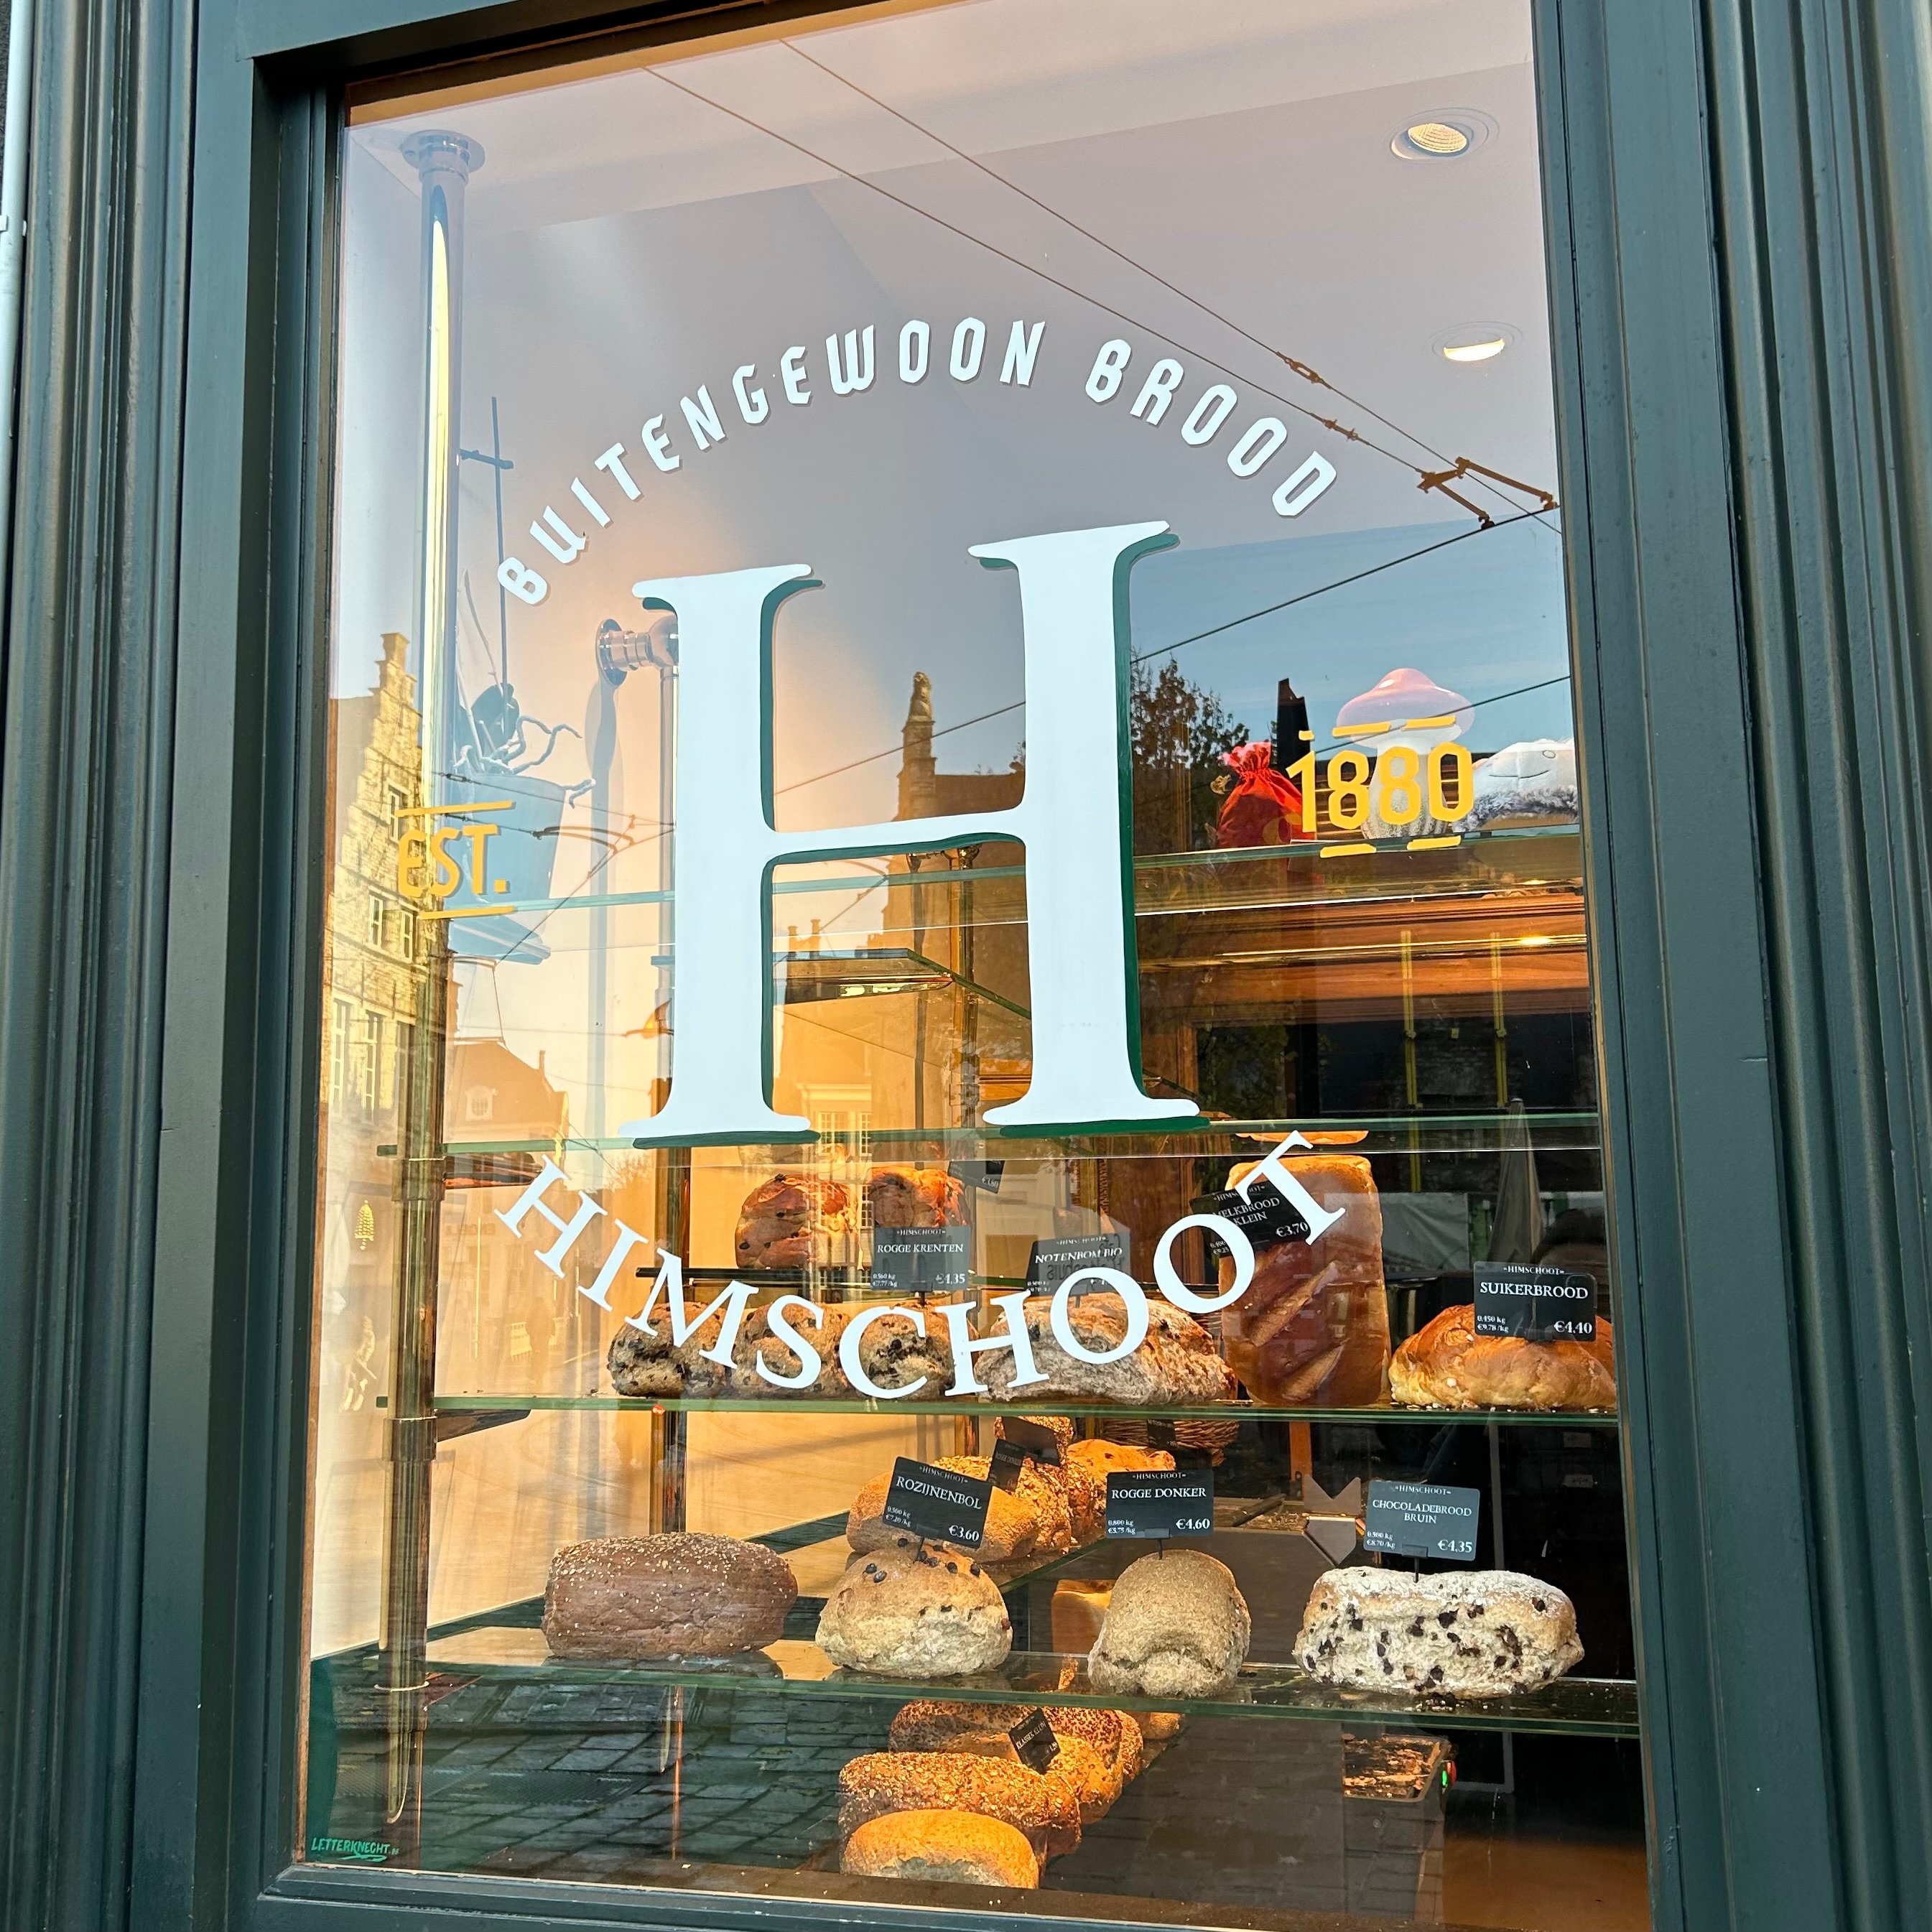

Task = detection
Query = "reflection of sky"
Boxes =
[328,0,1571,1119]
[1126,514,1572,758]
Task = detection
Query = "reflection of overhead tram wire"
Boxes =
[781,40,1555,534]
[774,510,1554,800]
[648,67,1554,528]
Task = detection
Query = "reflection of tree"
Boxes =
[1130,657,1250,853]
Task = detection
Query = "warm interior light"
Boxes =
[1441,338,1508,363]
[1405,121,1470,155]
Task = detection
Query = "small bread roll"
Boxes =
[817,1537,1011,1678]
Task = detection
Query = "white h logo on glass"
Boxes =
[618,521,1199,1144]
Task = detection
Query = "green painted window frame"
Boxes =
[5,1,1931,1928]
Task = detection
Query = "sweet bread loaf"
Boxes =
[847,1456,1068,1564]
[734,1173,853,1271]
[868,1165,966,1229]
[841,1808,1039,1887]
[1088,1549,1251,1697]
[606,1306,735,1398]
[1064,1439,1175,1481]
[1295,1567,1583,1695]
[1390,1304,1616,1411]
[1220,1154,1390,1406]
[817,1536,1012,1677]
[542,1533,797,1660]
[980,1294,1236,1405]
[839,1750,1080,1859]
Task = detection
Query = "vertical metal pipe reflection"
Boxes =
[383,126,483,1859]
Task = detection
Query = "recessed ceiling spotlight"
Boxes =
[1432,321,1520,365]
[1391,109,1497,161]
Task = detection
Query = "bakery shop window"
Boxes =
[307,3,1648,1926]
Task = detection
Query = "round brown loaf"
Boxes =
[1390,1304,1617,1411]
[838,1751,1079,1859]
[866,1165,967,1230]
[734,1173,852,1271]
[992,1413,1076,1455]
[817,1537,1012,1678]
[841,1808,1038,1888]
[542,1533,797,1660]
[1088,1549,1250,1697]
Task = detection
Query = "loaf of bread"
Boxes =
[847,1457,1069,1565]
[1088,1550,1251,1697]
[890,1700,1143,1785]
[980,1294,1236,1405]
[868,1165,966,1229]
[1064,1439,1175,1481]
[992,1413,1076,1457]
[606,1306,736,1398]
[542,1533,797,1660]
[743,1300,954,1397]
[841,1808,1039,1888]
[839,1751,1079,1859]
[1295,1567,1583,1695]
[734,1173,853,1271]
[1220,1154,1390,1406]
[817,1537,1013,1677]
[1390,1304,1616,1411]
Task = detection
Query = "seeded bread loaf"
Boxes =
[817,1536,1012,1677]
[890,1700,1142,1785]
[838,1750,1079,1859]
[1390,1304,1617,1411]
[1064,1439,1175,1481]
[841,1808,1038,1888]
[1088,1549,1251,1697]
[1295,1567,1583,1695]
[1220,1153,1390,1406]
[542,1533,797,1660]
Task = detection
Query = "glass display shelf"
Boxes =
[380,1108,1603,1161]
[419,1393,1620,1428]
[388,1629,1638,1740]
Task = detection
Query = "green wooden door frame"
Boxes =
[0,0,1928,1928]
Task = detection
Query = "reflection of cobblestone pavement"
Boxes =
[313,1663,888,1879]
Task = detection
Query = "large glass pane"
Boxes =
[305,6,1648,1926]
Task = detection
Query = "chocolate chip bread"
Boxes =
[817,1536,1012,1677]
[841,1808,1038,1888]
[1294,1567,1584,1696]
[742,1300,954,1397]
[1088,1549,1251,1696]
[542,1533,797,1660]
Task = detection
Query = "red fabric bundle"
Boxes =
[1215,740,1304,847]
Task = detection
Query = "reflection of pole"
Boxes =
[384,126,481,1861]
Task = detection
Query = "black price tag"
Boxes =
[1105,1468,1214,1539]
[1025,1231,1130,1295]
[1363,1480,1481,1562]
[1472,1263,1597,1342]
[870,1226,971,1298]
[1008,1707,1059,1772]
[1200,1175,1310,1249]
[951,1159,1006,1195]
[988,1438,1027,1492]
[997,1416,1062,1465]
[880,1457,991,1550]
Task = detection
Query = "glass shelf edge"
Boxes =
[423,1394,1620,1427]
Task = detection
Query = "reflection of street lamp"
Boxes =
[385,125,481,1859]
[586,613,678,1141]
